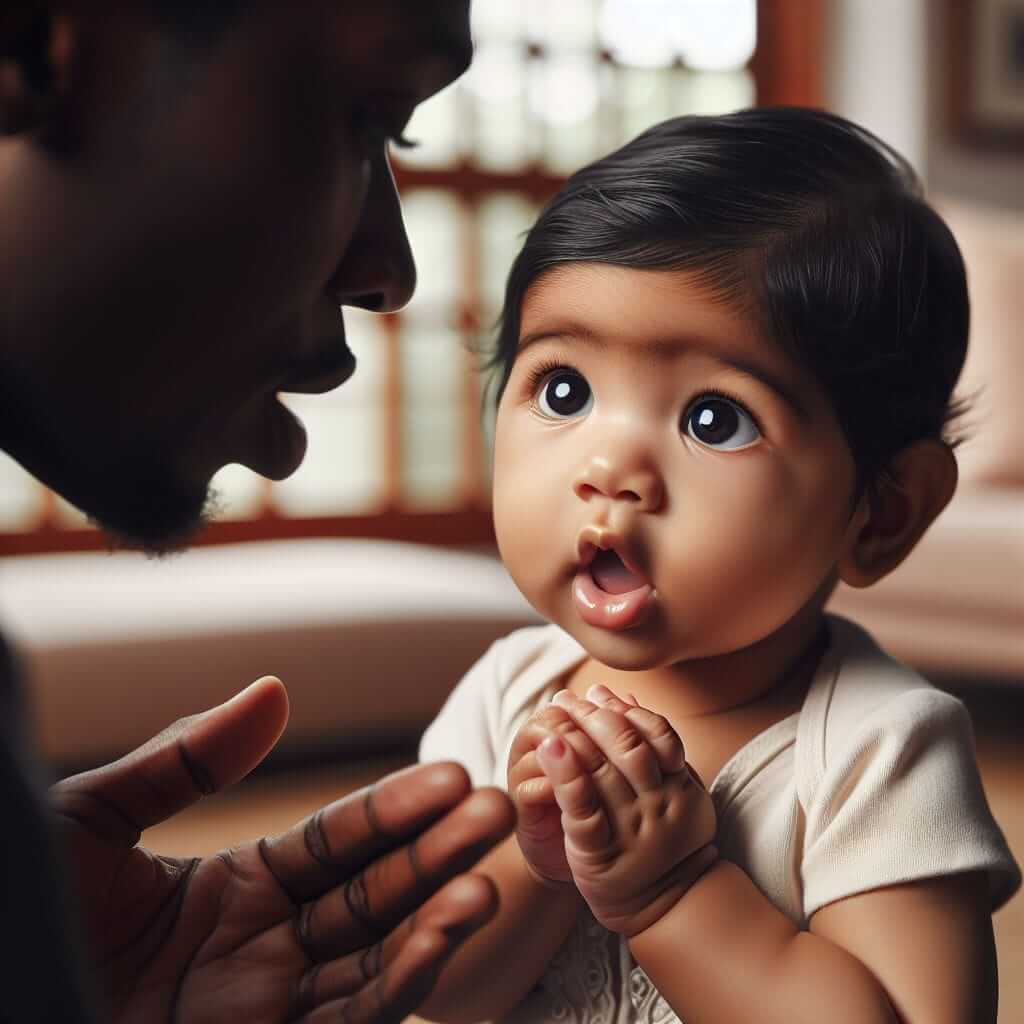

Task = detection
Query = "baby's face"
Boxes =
[493,263,860,671]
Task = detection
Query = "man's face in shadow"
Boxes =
[0,1,471,552]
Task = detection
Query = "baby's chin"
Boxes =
[555,614,690,674]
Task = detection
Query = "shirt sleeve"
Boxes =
[419,635,508,789]
[801,687,1021,919]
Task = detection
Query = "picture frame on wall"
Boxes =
[949,0,1024,147]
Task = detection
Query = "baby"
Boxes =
[419,108,1020,1023]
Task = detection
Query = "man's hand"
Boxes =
[534,685,717,937]
[50,676,515,1023]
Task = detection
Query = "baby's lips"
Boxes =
[574,524,649,581]
[572,569,655,631]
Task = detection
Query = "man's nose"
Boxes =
[573,451,665,513]
[332,155,416,313]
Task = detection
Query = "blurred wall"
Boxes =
[824,0,1024,211]
[824,0,928,174]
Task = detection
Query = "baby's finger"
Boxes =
[516,772,554,807]
[552,690,663,796]
[585,684,688,778]
[530,702,619,789]
[536,734,612,855]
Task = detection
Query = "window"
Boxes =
[0,0,822,555]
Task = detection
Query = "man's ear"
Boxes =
[0,7,76,137]
[838,439,958,589]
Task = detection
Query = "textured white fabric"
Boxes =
[420,615,1020,1024]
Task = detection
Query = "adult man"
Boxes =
[0,4,514,1022]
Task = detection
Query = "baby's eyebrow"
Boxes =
[516,328,811,421]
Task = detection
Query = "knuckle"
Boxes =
[610,722,646,759]
[292,962,322,1016]
[304,807,333,866]
[563,775,600,818]
[630,805,645,836]
[647,712,678,742]
[360,941,385,981]
[536,705,571,729]
[294,900,319,961]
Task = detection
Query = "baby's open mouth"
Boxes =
[589,548,649,594]
[573,547,655,631]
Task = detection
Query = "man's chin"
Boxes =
[85,483,220,558]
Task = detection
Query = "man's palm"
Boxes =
[52,678,513,1023]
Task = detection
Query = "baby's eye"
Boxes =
[684,395,760,450]
[535,369,593,419]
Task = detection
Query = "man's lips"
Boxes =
[229,341,356,482]
[278,341,357,395]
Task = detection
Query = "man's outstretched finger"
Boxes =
[302,928,447,1024]
[51,676,289,845]
[294,873,498,1014]
[258,760,488,907]
[291,787,513,961]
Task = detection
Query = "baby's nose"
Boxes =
[573,456,664,513]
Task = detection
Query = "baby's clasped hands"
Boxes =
[511,683,718,938]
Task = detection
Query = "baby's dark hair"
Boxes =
[488,107,969,486]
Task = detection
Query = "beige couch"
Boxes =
[0,540,540,770]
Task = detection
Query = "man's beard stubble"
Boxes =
[85,469,222,558]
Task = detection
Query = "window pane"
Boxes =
[272,312,386,515]
[676,68,755,115]
[209,463,265,521]
[397,82,461,170]
[402,190,462,311]
[53,494,90,529]
[465,44,533,172]
[673,0,756,71]
[600,0,678,68]
[615,65,679,143]
[600,0,756,70]
[478,193,540,322]
[471,0,525,42]
[525,0,598,48]
[0,452,43,530]
[400,321,464,507]
[530,53,607,174]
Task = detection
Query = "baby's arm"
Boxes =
[546,687,997,1024]
[632,858,995,1022]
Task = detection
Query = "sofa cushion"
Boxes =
[0,540,540,769]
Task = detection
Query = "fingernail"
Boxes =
[586,684,613,703]
[552,689,573,707]
[540,735,566,758]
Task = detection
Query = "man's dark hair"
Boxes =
[487,107,969,486]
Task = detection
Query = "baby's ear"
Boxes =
[838,440,957,589]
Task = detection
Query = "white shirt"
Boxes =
[421,616,1020,1023]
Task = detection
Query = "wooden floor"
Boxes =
[145,687,1024,1022]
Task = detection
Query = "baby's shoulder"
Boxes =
[797,616,972,796]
